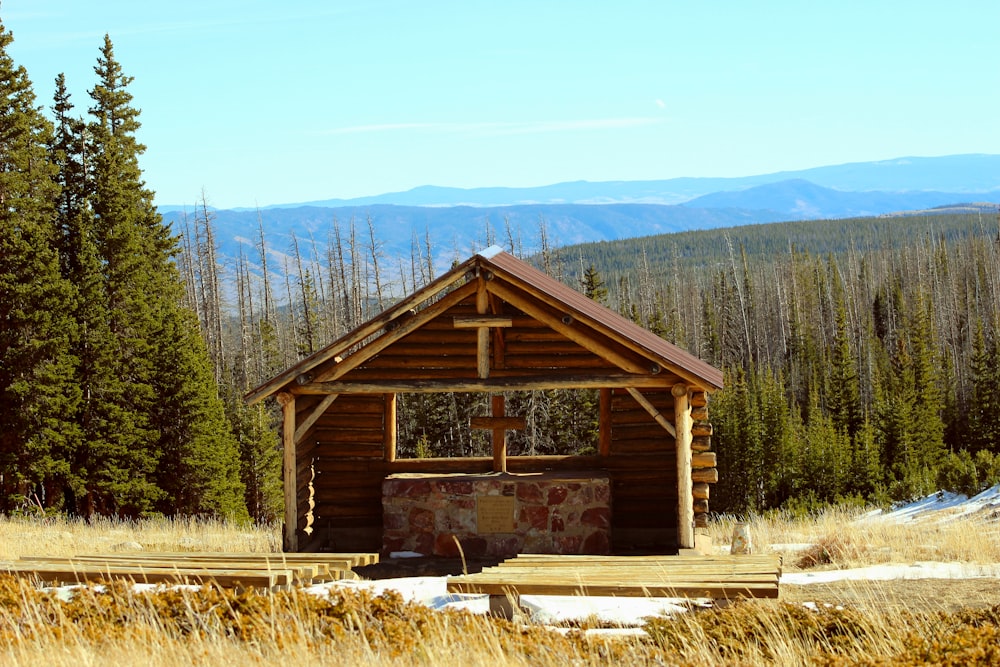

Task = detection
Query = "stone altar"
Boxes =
[381,471,611,558]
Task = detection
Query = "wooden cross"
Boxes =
[452,275,512,378]
[470,395,525,472]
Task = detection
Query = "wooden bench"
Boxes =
[447,554,781,616]
[4,551,380,589]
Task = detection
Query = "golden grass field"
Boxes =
[0,507,998,666]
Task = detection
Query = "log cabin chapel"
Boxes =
[246,246,723,557]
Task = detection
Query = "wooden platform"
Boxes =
[1,552,379,590]
[447,554,781,614]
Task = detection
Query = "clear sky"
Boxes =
[4,1,998,209]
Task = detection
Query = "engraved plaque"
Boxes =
[476,495,516,534]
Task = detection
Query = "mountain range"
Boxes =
[159,154,1000,274]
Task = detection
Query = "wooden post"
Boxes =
[673,383,694,550]
[492,394,507,472]
[277,392,298,553]
[384,392,397,462]
[599,388,612,456]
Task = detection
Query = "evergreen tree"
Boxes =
[580,264,608,305]
[969,318,1000,453]
[0,21,80,511]
[84,35,247,518]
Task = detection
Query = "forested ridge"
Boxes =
[4,16,999,520]
[553,212,1000,512]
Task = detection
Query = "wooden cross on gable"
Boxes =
[452,270,511,379]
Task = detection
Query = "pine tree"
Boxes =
[0,21,80,511]
[969,318,1000,454]
[84,35,247,518]
[580,264,608,305]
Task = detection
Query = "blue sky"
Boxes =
[4,1,999,209]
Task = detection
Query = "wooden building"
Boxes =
[246,246,723,554]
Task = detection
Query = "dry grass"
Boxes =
[0,515,280,560]
[0,510,999,665]
[707,504,1000,569]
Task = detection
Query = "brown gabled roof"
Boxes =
[245,246,722,404]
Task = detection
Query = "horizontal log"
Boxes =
[691,436,712,452]
[470,416,527,430]
[609,440,673,456]
[393,329,477,344]
[374,343,478,358]
[611,408,673,425]
[504,329,567,343]
[296,373,680,394]
[503,340,591,356]
[312,443,385,458]
[611,393,671,411]
[453,315,513,328]
[691,405,709,421]
[692,483,710,500]
[691,422,713,437]
[694,512,709,529]
[320,396,386,413]
[692,468,719,484]
[312,428,385,444]
[612,423,675,440]
[693,498,709,514]
[692,452,717,469]
[503,355,617,370]
[690,391,708,408]
[361,355,479,370]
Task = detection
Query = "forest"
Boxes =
[3,17,999,521]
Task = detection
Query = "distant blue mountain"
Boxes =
[682,179,994,219]
[216,153,1000,210]
[159,154,1000,277]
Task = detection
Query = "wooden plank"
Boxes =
[2,563,294,588]
[447,579,778,599]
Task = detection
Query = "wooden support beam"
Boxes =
[277,392,298,552]
[492,395,507,472]
[599,388,612,456]
[296,373,673,394]
[626,387,676,437]
[476,278,490,379]
[384,393,397,462]
[673,382,694,550]
[293,394,339,444]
